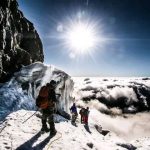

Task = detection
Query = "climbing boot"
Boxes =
[41,126,49,133]
[50,129,57,137]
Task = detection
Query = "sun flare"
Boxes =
[64,20,99,56]
[67,22,96,53]
[54,12,103,58]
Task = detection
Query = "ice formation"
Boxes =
[0,62,74,120]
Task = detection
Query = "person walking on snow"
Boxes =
[79,107,85,123]
[36,80,57,136]
[70,103,78,123]
[84,107,90,125]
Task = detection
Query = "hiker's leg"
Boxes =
[81,115,82,123]
[72,114,76,123]
[83,116,85,123]
[41,112,48,130]
[75,114,77,122]
[48,112,57,136]
[48,112,56,132]
[86,116,89,124]
[84,116,88,124]
[81,115,84,123]
[71,114,74,123]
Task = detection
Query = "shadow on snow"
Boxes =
[16,131,53,150]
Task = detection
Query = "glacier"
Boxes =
[0,62,74,120]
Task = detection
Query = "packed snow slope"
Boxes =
[0,109,150,150]
[72,77,150,115]
[0,62,73,120]
[1,70,150,149]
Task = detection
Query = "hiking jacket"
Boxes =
[84,109,90,116]
[41,88,57,111]
[70,105,77,114]
[48,88,57,102]
[79,109,84,115]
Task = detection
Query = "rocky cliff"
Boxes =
[0,0,44,83]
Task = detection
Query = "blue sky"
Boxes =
[18,0,150,77]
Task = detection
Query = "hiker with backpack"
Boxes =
[84,107,90,125]
[36,80,57,136]
[70,103,78,124]
[79,107,85,123]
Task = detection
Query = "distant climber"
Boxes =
[70,103,78,124]
[84,107,90,125]
[79,107,85,123]
[36,80,57,136]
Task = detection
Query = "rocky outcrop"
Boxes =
[0,0,44,83]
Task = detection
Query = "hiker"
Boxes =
[70,103,78,123]
[79,107,85,123]
[36,80,57,136]
[84,107,90,125]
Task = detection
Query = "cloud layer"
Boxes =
[73,77,150,114]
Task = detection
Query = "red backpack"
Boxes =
[39,86,49,98]
[36,86,50,109]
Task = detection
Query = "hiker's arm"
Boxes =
[70,107,72,112]
[49,90,57,102]
[55,93,61,102]
[53,102,57,113]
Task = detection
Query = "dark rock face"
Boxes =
[0,0,44,83]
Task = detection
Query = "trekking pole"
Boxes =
[0,119,6,126]
[0,119,7,134]
[22,110,38,124]
[0,125,7,134]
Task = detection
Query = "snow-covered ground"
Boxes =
[0,66,150,150]
[0,109,150,150]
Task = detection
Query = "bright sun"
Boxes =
[65,21,98,55]
[54,12,103,58]
[67,23,96,53]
